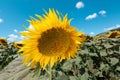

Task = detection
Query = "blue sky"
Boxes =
[0,0,120,42]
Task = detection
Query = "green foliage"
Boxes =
[1,30,120,80]
[33,37,120,80]
[0,43,19,70]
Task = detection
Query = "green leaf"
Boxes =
[110,58,119,65]
[89,52,98,57]
[116,67,120,71]
[107,49,114,54]
[54,74,69,80]
[100,62,106,70]
[103,42,113,48]
[69,76,77,80]
[93,69,103,77]
[80,49,89,55]
[80,72,89,80]
[100,49,107,56]
[57,71,63,76]
[61,61,72,71]
[70,57,81,65]
[87,59,93,67]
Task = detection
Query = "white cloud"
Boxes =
[99,10,106,16]
[7,34,18,42]
[14,29,18,33]
[16,25,33,41]
[85,13,97,20]
[19,36,25,40]
[20,25,34,33]
[28,25,34,30]
[89,32,95,35]
[76,1,84,9]
[0,18,3,23]
[104,24,120,31]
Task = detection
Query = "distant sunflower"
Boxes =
[14,42,23,49]
[107,31,120,38]
[19,9,85,69]
[0,38,7,45]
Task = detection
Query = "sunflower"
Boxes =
[14,42,24,49]
[0,38,7,45]
[19,9,85,69]
[107,30,120,38]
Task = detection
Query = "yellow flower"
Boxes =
[0,38,7,45]
[19,9,85,69]
[14,42,23,48]
[107,30,120,38]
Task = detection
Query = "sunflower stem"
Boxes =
[36,68,41,80]
[48,65,52,80]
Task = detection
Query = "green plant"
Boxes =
[31,37,120,80]
[0,42,19,70]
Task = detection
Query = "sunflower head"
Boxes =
[19,9,85,69]
[14,42,24,49]
[107,31,120,38]
[0,38,7,45]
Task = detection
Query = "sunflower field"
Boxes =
[0,30,120,80]
[0,9,120,80]
[0,40,22,70]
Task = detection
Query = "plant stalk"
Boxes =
[48,65,52,80]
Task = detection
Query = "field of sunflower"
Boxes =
[0,40,23,70]
[0,29,120,80]
[0,9,120,80]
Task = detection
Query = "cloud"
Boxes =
[0,18,3,23]
[7,34,25,42]
[28,25,34,29]
[14,29,18,33]
[85,13,97,20]
[76,1,84,9]
[89,32,95,35]
[15,25,34,41]
[9,25,35,42]
[104,24,120,31]
[7,34,18,42]
[19,36,25,40]
[85,10,106,20]
[99,10,106,16]
[7,28,29,42]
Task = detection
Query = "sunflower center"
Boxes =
[38,28,70,56]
